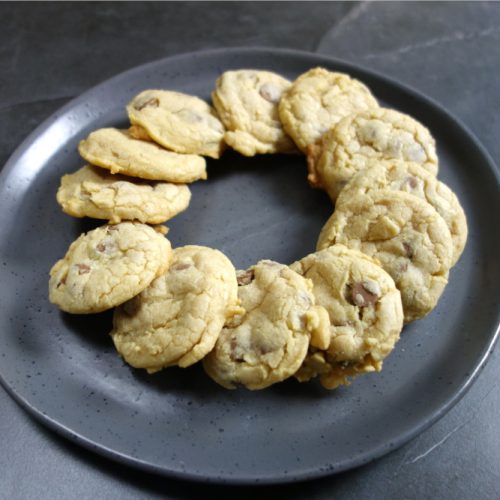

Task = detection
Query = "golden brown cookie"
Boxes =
[78,128,207,183]
[57,165,191,224]
[291,245,404,389]
[336,161,467,265]
[49,223,172,314]
[317,190,454,323]
[307,107,438,200]
[212,69,297,155]
[279,67,378,152]
[127,90,225,158]
[111,245,239,373]
[203,260,330,390]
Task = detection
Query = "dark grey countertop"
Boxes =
[1,2,499,498]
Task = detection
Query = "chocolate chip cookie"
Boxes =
[317,190,454,322]
[111,245,239,373]
[291,245,404,389]
[49,222,172,314]
[203,260,330,390]
[127,90,225,158]
[212,69,297,155]
[279,67,378,152]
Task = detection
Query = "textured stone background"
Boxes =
[1,2,499,498]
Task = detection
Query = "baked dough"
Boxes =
[279,67,378,152]
[307,107,438,200]
[291,245,404,389]
[57,164,191,224]
[49,222,171,314]
[336,161,467,265]
[111,245,239,372]
[127,90,225,158]
[212,69,297,155]
[78,128,207,182]
[203,260,330,390]
[317,190,453,322]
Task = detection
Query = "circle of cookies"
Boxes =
[49,222,172,314]
[49,65,467,392]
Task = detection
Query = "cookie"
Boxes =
[212,69,297,156]
[111,245,239,373]
[78,128,206,183]
[336,161,467,265]
[278,67,378,153]
[291,245,404,389]
[317,190,454,323]
[49,222,172,314]
[307,107,438,200]
[127,90,225,159]
[56,164,191,224]
[203,260,330,390]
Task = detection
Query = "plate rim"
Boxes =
[0,46,499,485]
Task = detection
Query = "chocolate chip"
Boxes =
[75,263,91,275]
[403,241,414,259]
[229,337,245,362]
[135,97,159,111]
[332,320,347,327]
[406,176,419,189]
[237,269,255,286]
[256,343,276,355]
[345,282,380,307]
[56,276,67,288]
[96,243,106,252]
[407,143,426,162]
[123,297,140,317]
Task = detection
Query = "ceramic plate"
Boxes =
[0,48,499,484]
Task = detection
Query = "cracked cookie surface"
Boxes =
[127,90,225,158]
[308,107,438,200]
[336,161,467,265]
[278,67,378,153]
[49,222,172,314]
[212,69,297,156]
[57,164,191,224]
[203,260,330,390]
[111,245,239,373]
[317,190,453,323]
[78,128,207,183]
[291,245,403,389]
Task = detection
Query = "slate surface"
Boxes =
[1,2,499,498]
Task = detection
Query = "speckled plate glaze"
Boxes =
[0,48,499,484]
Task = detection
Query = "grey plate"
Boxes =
[0,48,499,485]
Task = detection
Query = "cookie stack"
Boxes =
[49,66,467,392]
[58,91,226,225]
